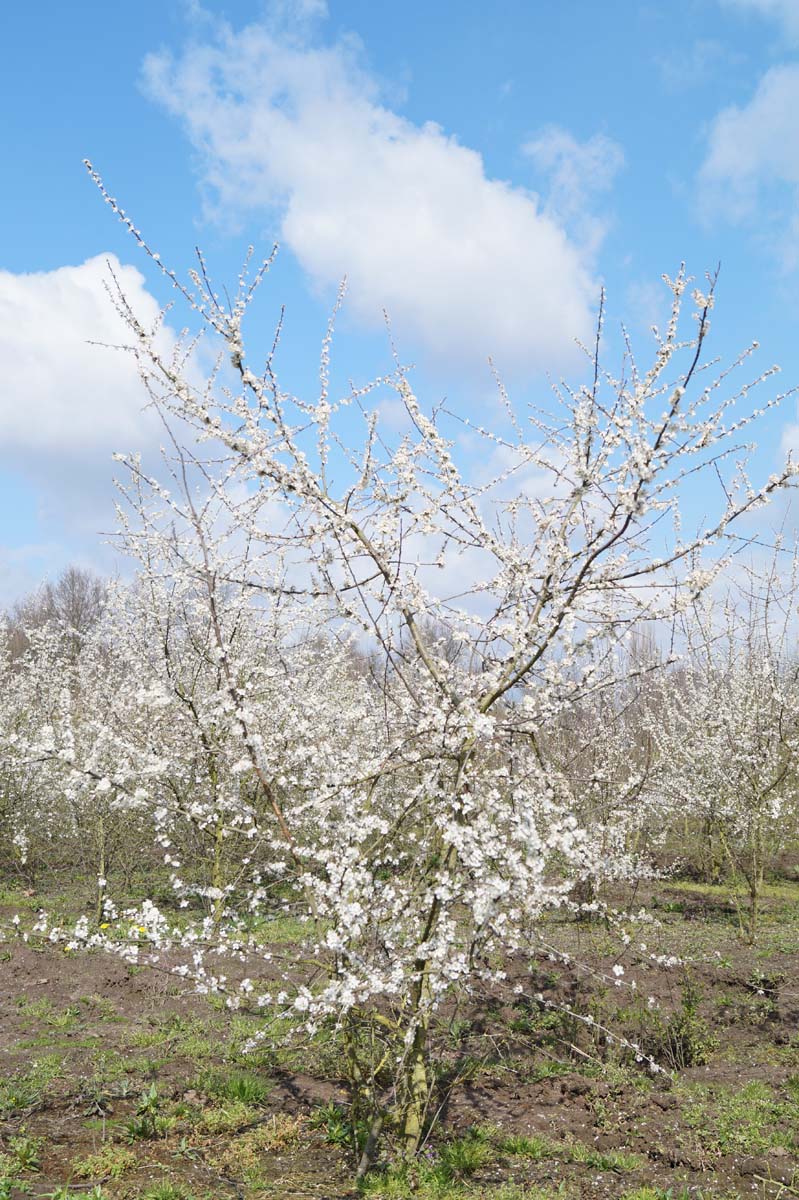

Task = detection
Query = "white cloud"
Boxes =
[270,0,329,29]
[0,254,171,564]
[720,0,799,42]
[522,126,624,253]
[624,278,672,336]
[142,19,605,377]
[657,39,745,91]
[699,63,799,255]
[0,254,162,461]
[699,0,799,258]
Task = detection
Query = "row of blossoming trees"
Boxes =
[5,555,798,940]
[3,189,799,1160]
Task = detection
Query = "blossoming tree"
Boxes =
[650,553,799,941]
[11,165,799,1164]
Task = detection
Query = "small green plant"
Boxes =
[359,1128,497,1196]
[359,1163,450,1198]
[665,976,718,1067]
[567,1141,642,1170]
[140,1185,198,1200]
[197,1097,262,1133]
[437,1127,495,1177]
[79,993,120,1021]
[47,1188,108,1200]
[307,1098,371,1153]
[499,1132,557,1160]
[309,1099,353,1147]
[528,1060,572,1083]
[621,1190,688,1200]
[206,1113,304,1185]
[49,1004,82,1029]
[125,1082,170,1140]
[73,1144,136,1180]
[8,1133,43,1172]
[447,1018,472,1045]
[126,1054,164,1078]
[195,1067,270,1105]
[633,976,718,1070]
[681,1078,797,1157]
[16,996,53,1018]
[0,1056,61,1116]
[488,1189,570,1200]
[620,1190,740,1200]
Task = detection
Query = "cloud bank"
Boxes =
[142,18,611,376]
[0,254,162,463]
[0,254,167,579]
[720,0,799,42]
[699,64,799,259]
[522,126,624,255]
[699,2,799,258]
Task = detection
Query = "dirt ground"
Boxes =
[1,880,799,1199]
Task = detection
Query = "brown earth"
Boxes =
[1,881,799,1199]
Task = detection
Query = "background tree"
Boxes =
[650,552,799,941]
[4,565,106,661]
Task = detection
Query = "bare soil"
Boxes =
[1,880,799,1199]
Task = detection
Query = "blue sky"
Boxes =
[2,0,799,603]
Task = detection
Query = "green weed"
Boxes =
[194,1067,271,1105]
[197,1098,258,1133]
[623,976,718,1071]
[0,1056,61,1116]
[437,1128,495,1177]
[124,1082,172,1140]
[309,1099,355,1147]
[567,1142,642,1170]
[8,1133,42,1173]
[682,1078,799,1156]
[498,1133,558,1160]
[72,1144,136,1180]
[206,1113,305,1185]
[140,1185,199,1200]
[46,1189,109,1200]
